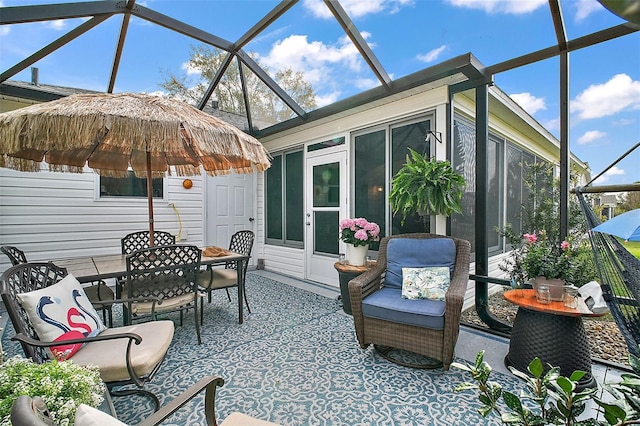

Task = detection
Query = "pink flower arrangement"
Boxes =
[522,231,573,281]
[339,218,381,247]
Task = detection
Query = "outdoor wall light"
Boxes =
[425,130,443,144]
[182,179,193,189]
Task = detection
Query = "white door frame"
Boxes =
[304,149,347,286]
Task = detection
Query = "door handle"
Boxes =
[306,222,311,226]
[249,217,255,222]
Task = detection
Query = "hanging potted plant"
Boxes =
[389,148,466,226]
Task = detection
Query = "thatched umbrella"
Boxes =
[0,92,271,246]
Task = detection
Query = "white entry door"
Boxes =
[205,173,255,263]
[305,151,347,285]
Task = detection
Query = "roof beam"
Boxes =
[234,0,298,50]
[259,53,478,137]
[548,0,568,50]
[486,23,638,75]
[197,53,235,111]
[0,15,111,83]
[323,0,392,90]
[0,1,121,24]
[108,0,137,93]
[237,57,254,132]
[131,4,234,51]
[236,50,306,119]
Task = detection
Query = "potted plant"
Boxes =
[0,356,105,425]
[339,217,380,266]
[389,148,466,226]
[499,229,575,300]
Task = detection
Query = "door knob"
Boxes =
[306,222,311,226]
[249,217,255,222]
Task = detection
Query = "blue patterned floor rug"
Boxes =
[2,272,526,425]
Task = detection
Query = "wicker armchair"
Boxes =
[348,233,471,370]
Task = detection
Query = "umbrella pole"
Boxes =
[147,151,155,247]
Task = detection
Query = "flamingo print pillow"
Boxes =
[17,274,107,361]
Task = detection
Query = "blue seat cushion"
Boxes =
[362,287,445,330]
[385,238,456,290]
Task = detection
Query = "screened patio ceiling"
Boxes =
[0,0,638,139]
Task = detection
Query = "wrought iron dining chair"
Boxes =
[1,245,115,326]
[120,231,177,254]
[0,262,174,412]
[125,244,203,344]
[10,375,281,426]
[197,230,254,324]
[1,245,27,265]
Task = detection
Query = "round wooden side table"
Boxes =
[503,289,605,390]
[333,261,375,315]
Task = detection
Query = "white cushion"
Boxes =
[74,404,127,426]
[401,266,451,300]
[71,320,174,383]
[16,274,107,360]
[220,412,281,426]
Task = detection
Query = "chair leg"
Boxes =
[109,387,161,413]
[243,290,251,314]
[225,288,232,302]
[200,297,204,325]
[194,304,202,344]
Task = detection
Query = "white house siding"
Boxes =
[255,86,450,279]
[0,168,204,273]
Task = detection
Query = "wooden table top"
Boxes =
[503,289,604,318]
[333,261,376,274]
[54,250,247,282]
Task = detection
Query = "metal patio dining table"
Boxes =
[53,250,249,324]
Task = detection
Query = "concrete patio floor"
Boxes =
[254,269,629,423]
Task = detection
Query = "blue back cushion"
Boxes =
[385,238,456,289]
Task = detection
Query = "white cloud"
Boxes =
[510,92,547,115]
[42,19,67,31]
[577,130,606,145]
[181,61,201,76]
[446,0,547,15]
[595,166,624,183]
[260,34,366,86]
[315,91,341,107]
[302,0,412,19]
[0,25,9,36]
[613,117,636,126]
[571,74,640,119]
[574,0,603,22]
[353,77,380,90]
[543,117,560,131]
[417,45,447,63]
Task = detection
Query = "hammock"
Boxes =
[576,189,640,357]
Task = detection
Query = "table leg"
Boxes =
[237,259,244,324]
[504,307,596,390]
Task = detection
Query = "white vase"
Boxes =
[346,243,368,266]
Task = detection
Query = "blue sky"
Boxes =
[1,0,639,187]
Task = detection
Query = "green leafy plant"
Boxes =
[499,162,598,287]
[389,148,466,225]
[0,356,105,426]
[452,348,640,425]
